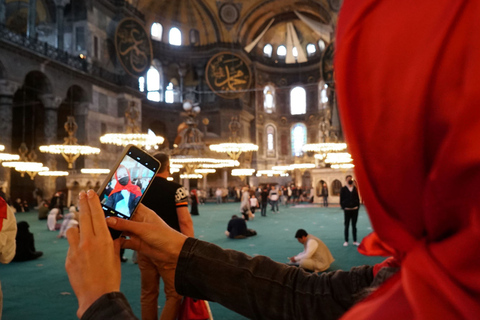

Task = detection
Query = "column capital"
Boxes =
[39,94,62,110]
[0,80,19,96]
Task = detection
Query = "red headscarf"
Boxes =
[336,0,480,318]
[109,165,142,198]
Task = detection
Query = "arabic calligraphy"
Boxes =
[115,18,152,77]
[206,52,251,99]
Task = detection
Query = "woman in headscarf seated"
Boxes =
[13,221,43,262]
[105,165,142,218]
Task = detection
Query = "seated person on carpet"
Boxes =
[13,221,43,262]
[0,198,17,319]
[288,229,334,273]
[47,206,63,231]
[37,200,49,220]
[58,206,79,238]
[225,215,257,239]
[249,195,259,214]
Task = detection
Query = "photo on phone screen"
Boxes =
[98,145,159,223]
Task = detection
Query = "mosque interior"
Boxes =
[0,0,351,205]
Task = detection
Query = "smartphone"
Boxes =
[97,145,160,239]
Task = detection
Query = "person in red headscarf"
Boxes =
[105,165,142,217]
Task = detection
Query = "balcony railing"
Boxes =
[0,24,137,90]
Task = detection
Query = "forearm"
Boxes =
[81,292,137,320]
[176,238,374,320]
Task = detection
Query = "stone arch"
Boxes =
[24,71,53,96]
[331,179,342,196]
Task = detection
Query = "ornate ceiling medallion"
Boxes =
[205,52,251,99]
[115,18,153,77]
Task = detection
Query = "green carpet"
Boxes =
[0,202,384,319]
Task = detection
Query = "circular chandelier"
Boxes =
[0,144,20,161]
[171,157,239,167]
[40,116,101,169]
[100,133,164,150]
[331,163,355,169]
[2,161,43,168]
[289,163,316,170]
[180,173,203,179]
[303,143,347,153]
[194,168,216,174]
[256,170,289,177]
[38,171,69,176]
[80,168,110,175]
[323,152,353,164]
[232,168,256,176]
[209,143,259,161]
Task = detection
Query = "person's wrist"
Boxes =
[76,290,119,318]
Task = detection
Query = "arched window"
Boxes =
[146,66,161,102]
[331,179,342,196]
[290,86,306,115]
[306,43,316,56]
[319,83,329,110]
[165,82,174,103]
[189,29,199,44]
[138,76,145,92]
[263,44,273,57]
[318,39,326,52]
[263,85,275,113]
[291,123,307,157]
[169,27,182,46]
[266,125,276,157]
[277,45,287,57]
[292,47,298,58]
[151,23,163,41]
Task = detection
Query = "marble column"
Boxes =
[56,4,65,50]
[202,174,207,190]
[178,67,187,103]
[0,0,6,25]
[39,94,62,198]
[223,169,228,188]
[0,80,18,196]
[27,0,37,38]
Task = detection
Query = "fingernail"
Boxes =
[79,191,86,199]
[87,190,95,198]
[106,217,117,225]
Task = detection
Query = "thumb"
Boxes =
[106,217,144,234]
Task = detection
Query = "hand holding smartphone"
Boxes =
[97,145,160,239]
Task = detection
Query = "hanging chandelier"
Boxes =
[323,152,353,164]
[303,143,347,153]
[99,102,164,149]
[180,173,203,179]
[2,143,49,180]
[194,168,216,174]
[80,168,110,175]
[256,170,289,177]
[38,171,69,177]
[40,116,100,169]
[232,168,256,176]
[209,143,259,161]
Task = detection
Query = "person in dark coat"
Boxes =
[190,189,199,216]
[13,221,43,262]
[339,175,361,247]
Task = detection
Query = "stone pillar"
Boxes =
[223,169,228,188]
[182,178,190,191]
[39,94,62,198]
[56,4,65,50]
[0,80,18,196]
[195,66,204,103]
[27,0,37,38]
[0,0,6,25]
[202,174,207,190]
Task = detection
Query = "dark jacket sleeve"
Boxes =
[175,238,374,320]
[81,292,138,320]
[340,187,346,209]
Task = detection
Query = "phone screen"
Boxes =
[98,148,158,221]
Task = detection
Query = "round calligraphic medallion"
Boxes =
[205,52,251,99]
[115,18,152,77]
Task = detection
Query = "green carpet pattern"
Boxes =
[0,202,385,319]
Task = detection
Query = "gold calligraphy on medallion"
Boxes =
[206,52,251,99]
[115,18,152,77]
